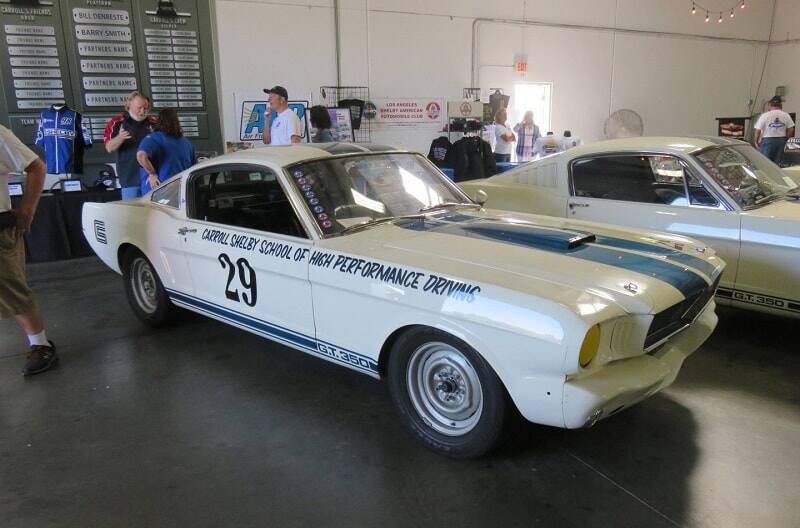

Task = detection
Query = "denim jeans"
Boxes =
[759,137,786,165]
[121,186,142,200]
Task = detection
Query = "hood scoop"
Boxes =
[395,215,597,252]
[462,223,596,251]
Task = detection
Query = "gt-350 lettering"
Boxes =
[317,343,376,371]
[732,290,787,308]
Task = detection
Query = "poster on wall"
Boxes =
[239,99,309,143]
[326,107,354,142]
[373,98,444,126]
[716,117,747,139]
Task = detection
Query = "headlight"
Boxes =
[579,324,601,367]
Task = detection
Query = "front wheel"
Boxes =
[122,248,175,327]
[387,328,510,459]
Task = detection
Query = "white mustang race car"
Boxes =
[82,144,723,458]
[461,137,800,319]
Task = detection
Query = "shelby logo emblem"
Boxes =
[426,101,441,120]
[94,220,107,244]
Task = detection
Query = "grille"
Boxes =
[644,275,721,350]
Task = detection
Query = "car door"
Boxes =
[145,177,196,296]
[172,163,316,347]
[566,153,741,288]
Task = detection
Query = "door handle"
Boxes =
[569,202,589,209]
[177,227,197,235]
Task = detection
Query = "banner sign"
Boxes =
[373,98,444,125]
[239,99,309,142]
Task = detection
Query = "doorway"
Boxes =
[511,82,552,160]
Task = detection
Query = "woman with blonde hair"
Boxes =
[513,110,540,162]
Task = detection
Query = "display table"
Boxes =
[11,189,121,263]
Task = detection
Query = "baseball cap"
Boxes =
[769,95,782,105]
[263,86,288,99]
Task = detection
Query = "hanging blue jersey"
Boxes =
[35,106,92,175]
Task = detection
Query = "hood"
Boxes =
[740,198,800,246]
[743,197,800,221]
[351,211,723,316]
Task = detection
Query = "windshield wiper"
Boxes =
[752,192,783,206]
[784,187,800,200]
[337,214,425,235]
[418,202,481,214]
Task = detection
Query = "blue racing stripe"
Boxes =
[569,245,710,297]
[593,236,720,280]
[396,216,710,297]
[165,289,379,373]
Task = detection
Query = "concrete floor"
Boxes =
[1,257,799,528]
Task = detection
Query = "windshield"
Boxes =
[693,145,791,209]
[286,153,473,236]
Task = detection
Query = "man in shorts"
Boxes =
[0,124,58,376]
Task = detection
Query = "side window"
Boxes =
[189,166,307,238]
[571,155,689,206]
[685,171,720,207]
[151,178,181,208]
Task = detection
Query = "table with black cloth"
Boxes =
[11,189,121,263]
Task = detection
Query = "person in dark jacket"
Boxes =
[309,105,335,142]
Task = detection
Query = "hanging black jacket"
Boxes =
[450,136,497,182]
[427,136,452,168]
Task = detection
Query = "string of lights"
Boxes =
[689,1,746,23]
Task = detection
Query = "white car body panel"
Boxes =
[461,136,800,318]
[82,145,723,429]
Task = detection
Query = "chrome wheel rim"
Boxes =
[131,257,158,314]
[406,342,483,436]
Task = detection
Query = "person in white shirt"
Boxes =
[754,96,795,165]
[493,109,515,163]
[262,85,302,145]
[0,124,59,376]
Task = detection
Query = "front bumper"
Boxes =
[560,300,718,429]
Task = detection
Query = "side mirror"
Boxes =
[473,189,488,206]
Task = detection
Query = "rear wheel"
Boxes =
[388,327,509,459]
[122,248,175,327]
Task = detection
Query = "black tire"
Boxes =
[121,248,175,327]
[387,327,509,459]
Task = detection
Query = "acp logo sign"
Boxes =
[240,101,308,141]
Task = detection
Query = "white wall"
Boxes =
[761,0,800,117]
[213,0,776,153]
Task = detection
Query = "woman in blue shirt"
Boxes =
[136,108,196,194]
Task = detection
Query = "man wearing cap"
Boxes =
[754,96,795,165]
[262,86,302,145]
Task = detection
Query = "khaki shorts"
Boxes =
[0,227,37,319]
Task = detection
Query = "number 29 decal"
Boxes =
[218,253,258,306]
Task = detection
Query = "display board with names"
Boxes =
[135,0,205,139]
[0,0,222,161]
[67,0,138,111]
[0,2,71,141]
